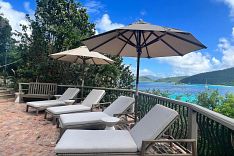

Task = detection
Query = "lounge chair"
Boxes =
[26,88,80,115]
[59,96,135,134]
[45,89,106,124]
[55,104,197,156]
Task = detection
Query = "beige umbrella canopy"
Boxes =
[50,46,114,99]
[82,20,206,122]
[50,46,114,64]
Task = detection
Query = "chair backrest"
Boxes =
[81,89,105,107]
[58,88,80,101]
[103,96,135,116]
[28,82,57,95]
[130,104,179,151]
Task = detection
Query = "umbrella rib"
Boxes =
[167,32,207,48]
[160,39,183,56]
[143,33,166,47]
[141,31,153,47]
[118,37,136,48]
[103,58,112,64]
[91,58,97,65]
[118,31,136,47]
[142,32,151,58]
[117,32,135,56]
[90,30,129,51]
[133,31,137,45]
[55,55,67,60]
[82,29,118,42]
[74,56,79,63]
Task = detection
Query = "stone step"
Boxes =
[0,90,12,94]
[0,94,15,99]
[0,87,6,90]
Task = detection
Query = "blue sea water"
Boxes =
[138,82,234,102]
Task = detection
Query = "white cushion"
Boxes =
[47,105,90,115]
[130,104,178,150]
[81,89,105,107]
[55,130,138,154]
[103,96,135,116]
[60,112,109,128]
[27,100,65,108]
[58,88,80,101]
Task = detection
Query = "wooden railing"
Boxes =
[19,83,234,156]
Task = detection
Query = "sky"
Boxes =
[1,0,234,77]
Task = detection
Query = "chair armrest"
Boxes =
[91,102,111,111]
[54,95,62,99]
[114,112,135,117]
[114,111,141,120]
[70,97,82,100]
[114,120,135,130]
[95,102,112,105]
[142,139,196,143]
[141,139,196,155]
[69,97,82,102]
[19,89,28,94]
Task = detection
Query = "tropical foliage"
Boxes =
[145,89,170,98]
[0,0,134,89]
[214,93,234,118]
[0,16,20,86]
[146,88,234,118]
[195,90,223,110]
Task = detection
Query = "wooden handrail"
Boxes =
[19,83,234,130]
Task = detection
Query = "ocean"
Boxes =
[138,82,234,102]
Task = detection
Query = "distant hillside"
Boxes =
[143,75,161,81]
[138,76,154,82]
[156,76,188,83]
[180,67,234,85]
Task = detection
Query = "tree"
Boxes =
[15,0,134,88]
[84,56,134,88]
[214,93,234,118]
[196,90,223,110]
[145,89,170,98]
[0,15,18,86]
[0,15,11,63]
[16,0,95,83]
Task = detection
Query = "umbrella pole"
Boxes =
[134,30,142,123]
[135,51,141,123]
[81,60,85,101]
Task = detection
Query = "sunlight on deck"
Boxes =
[0,99,58,156]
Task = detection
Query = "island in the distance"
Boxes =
[139,67,234,86]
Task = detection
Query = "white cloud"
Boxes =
[0,0,31,35]
[219,0,234,17]
[129,66,165,77]
[140,10,147,16]
[158,52,213,76]
[212,57,221,65]
[232,27,234,37]
[95,14,124,33]
[217,36,234,68]
[139,68,156,76]
[84,0,103,14]
[158,26,234,76]
[23,1,34,15]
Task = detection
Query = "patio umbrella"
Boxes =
[82,20,206,121]
[50,46,114,99]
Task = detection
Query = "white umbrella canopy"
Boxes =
[82,20,206,122]
[49,46,114,99]
[50,46,114,64]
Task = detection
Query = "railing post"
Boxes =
[188,108,198,153]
